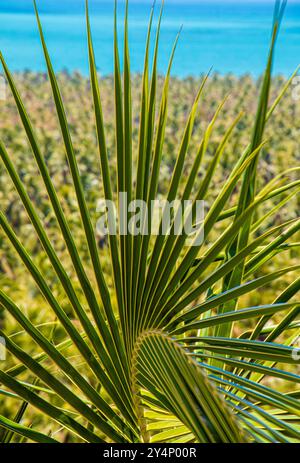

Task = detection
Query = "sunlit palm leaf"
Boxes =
[0,0,299,443]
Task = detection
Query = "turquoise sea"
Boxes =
[0,0,299,77]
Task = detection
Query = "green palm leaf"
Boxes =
[0,0,299,443]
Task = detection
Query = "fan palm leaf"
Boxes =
[0,0,299,443]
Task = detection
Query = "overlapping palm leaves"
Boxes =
[0,0,299,443]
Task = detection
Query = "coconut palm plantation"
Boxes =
[0,0,299,444]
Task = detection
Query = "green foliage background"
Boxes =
[0,72,299,313]
[1,73,299,438]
